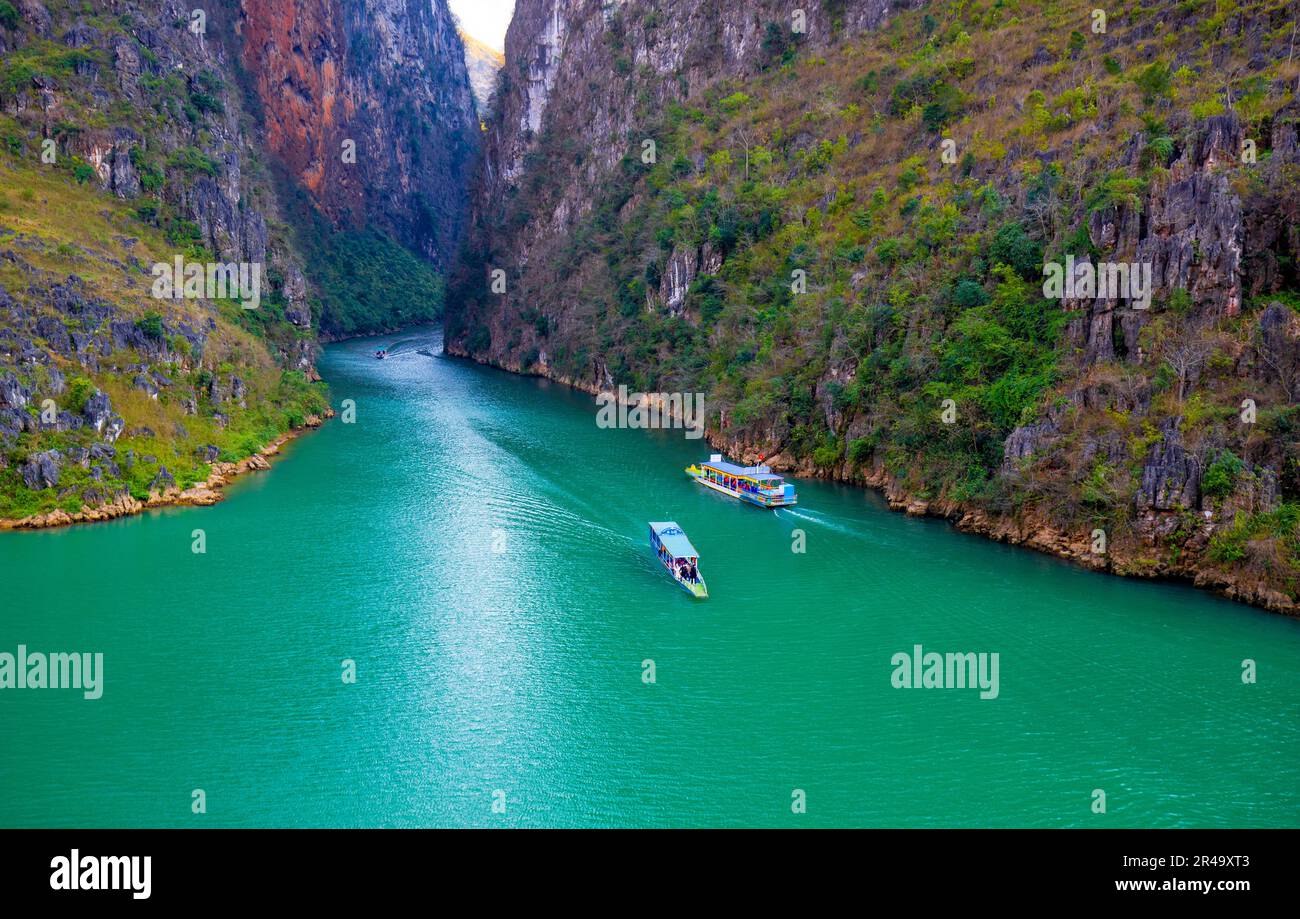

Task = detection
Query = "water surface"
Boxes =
[2,327,1298,827]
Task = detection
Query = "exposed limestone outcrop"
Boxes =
[1134,420,1202,513]
[237,0,477,266]
[1,410,334,530]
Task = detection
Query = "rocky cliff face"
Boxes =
[999,99,1300,610]
[4,0,306,325]
[238,0,477,266]
[0,0,476,522]
[459,30,503,115]
[450,0,1300,613]
[467,0,910,282]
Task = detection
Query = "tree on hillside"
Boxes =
[1162,335,1214,404]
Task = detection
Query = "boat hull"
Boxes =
[688,471,797,508]
[652,550,707,598]
[668,565,708,598]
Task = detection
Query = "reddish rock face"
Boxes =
[239,1,356,202]
[238,0,478,265]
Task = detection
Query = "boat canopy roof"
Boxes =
[649,521,699,559]
[701,459,783,482]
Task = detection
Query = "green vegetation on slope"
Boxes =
[0,142,329,521]
[0,0,452,521]
[453,0,1300,602]
[274,168,446,338]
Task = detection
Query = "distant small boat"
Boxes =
[686,454,796,508]
[648,521,707,598]
[375,348,388,360]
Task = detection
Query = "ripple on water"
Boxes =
[2,327,1299,827]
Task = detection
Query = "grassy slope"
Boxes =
[0,145,329,520]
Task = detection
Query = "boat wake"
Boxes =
[774,507,868,540]
[489,485,639,555]
[380,337,423,356]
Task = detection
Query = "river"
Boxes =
[2,326,1298,827]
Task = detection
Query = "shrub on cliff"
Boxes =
[136,312,165,340]
[987,224,1042,282]
[166,147,221,177]
[64,376,95,415]
[1202,451,1244,499]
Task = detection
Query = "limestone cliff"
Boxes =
[238,0,478,266]
[0,0,477,522]
[466,0,909,267]
[459,30,503,114]
[449,0,1300,613]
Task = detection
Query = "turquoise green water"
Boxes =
[2,327,1299,828]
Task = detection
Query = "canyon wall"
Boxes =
[448,0,1300,612]
[238,0,478,266]
[464,0,911,296]
[0,0,477,521]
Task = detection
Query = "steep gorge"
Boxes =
[6,0,1300,616]
[238,0,477,267]
[449,0,1300,613]
[0,0,476,522]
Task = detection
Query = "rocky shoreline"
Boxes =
[713,441,1297,617]
[0,411,333,532]
[443,342,1297,617]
